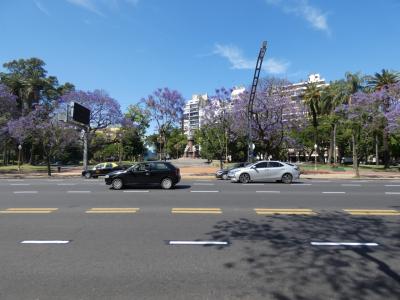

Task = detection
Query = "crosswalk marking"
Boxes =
[344,209,400,216]
[0,208,58,214]
[86,208,140,214]
[172,208,222,214]
[254,208,316,215]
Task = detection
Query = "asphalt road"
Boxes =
[0,178,399,299]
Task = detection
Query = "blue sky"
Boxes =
[1,0,400,112]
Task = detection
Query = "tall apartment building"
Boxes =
[182,94,208,138]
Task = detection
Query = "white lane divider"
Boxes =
[47,179,64,182]
[256,191,281,193]
[291,183,312,186]
[322,192,346,194]
[67,191,91,194]
[385,185,400,187]
[10,183,30,186]
[13,191,38,194]
[123,190,149,193]
[385,192,400,195]
[168,241,228,245]
[190,190,219,193]
[243,183,264,186]
[341,184,361,187]
[193,183,215,186]
[311,242,378,246]
[351,180,370,183]
[20,240,70,244]
[6,179,24,182]
[57,183,76,186]
[311,180,331,183]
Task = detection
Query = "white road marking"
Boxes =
[66,191,91,193]
[385,192,400,195]
[57,183,76,186]
[385,185,400,187]
[193,183,215,186]
[322,192,346,194]
[291,183,312,186]
[123,190,149,193]
[6,179,24,182]
[256,191,281,193]
[311,242,378,246]
[47,179,64,182]
[351,180,370,183]
[168,241,228,245]
[341,184,361,187]
[311,180,331,183]
[190,190,219,193]
[20,240,70,244]
[13,191,38,194]
[10,183,30,186]
[243,183,264,186]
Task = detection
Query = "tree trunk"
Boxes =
[328,126,333,164]
[46,154,51,176]
[375,134,379,166]
[383,128,389,168]
[352,132,359,177]
[332,123,337,164]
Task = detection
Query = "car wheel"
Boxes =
[281,173,293,184]
[222,174,228,180]
[84,172,92,179]
[239,173,250,184]
[112,178,123,190]
[161,177,173,190]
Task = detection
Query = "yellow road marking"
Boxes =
[344,209,400,216]
[0,208,58,214]
[254,208,316,215]
[172,208,222,214]
[86,208,139,213]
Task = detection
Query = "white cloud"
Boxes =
[266,0,330,34]
[66,0,139,16]
[67,0,104,16]
[34,0,50,16]
[213,44,290,74]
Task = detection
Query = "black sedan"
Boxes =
[105,161,181,190]
[215,162,249,180]
[82,162,125,179]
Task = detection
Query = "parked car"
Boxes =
[341,157,353,165]
[82,162,126,179]
[230,161,300,184]
[105,161,181,190]
[215,162,249,180]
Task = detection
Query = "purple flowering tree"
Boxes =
[142,88,185,159]
[232,78,305,160]
[199,87,235,167]
[7,105,78,175]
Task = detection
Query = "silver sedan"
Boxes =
[230,161,300,184]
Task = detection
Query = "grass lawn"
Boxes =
[0,164,54,173]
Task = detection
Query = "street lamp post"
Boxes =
[17,144,22,172]
[314,144,317,170]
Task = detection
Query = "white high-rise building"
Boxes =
[183,94,208,137]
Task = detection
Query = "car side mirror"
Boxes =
[251,166,256,169]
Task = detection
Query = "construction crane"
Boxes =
[247,41,268,162]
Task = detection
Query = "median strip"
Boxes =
[254,208,316,215]
[172,208,222,214]
[86,208,140,214]
[0,208,58,214]
[344,209,400,216]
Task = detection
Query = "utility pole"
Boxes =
[247,41,268,162]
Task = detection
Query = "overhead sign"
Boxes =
[69,102,90,126]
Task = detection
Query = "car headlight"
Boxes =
[105,175,109,179]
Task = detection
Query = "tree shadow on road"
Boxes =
[204,213,400,299]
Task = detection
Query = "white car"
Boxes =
[230,161,300,184]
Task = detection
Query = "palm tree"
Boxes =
[368,69,399,168]
[303,83,324,161]
[345,72,366,176]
